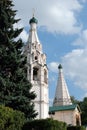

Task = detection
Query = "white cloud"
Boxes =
[48,26,87,99]
[72,29,87,48]
[13,0,82,34]
[62,48,87,90]
[64,29,87,90]
[80,0,87,3]
[19,30,28,42]
[84,93,87,97]
[14,22,28,42]
[48,62,58,73]
[48,28,87,91]
[48,48,87,91]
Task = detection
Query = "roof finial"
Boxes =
[29,9,38,24]
[32,8,35,17]
[58,64,62,69]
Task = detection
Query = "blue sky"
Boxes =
[13,0,87,104]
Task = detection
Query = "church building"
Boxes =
[49,64,81,126]
[24,15,81,125]
[24,16,49,119]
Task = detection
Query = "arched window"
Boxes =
[33,67,39,81]
[35,56,38,60]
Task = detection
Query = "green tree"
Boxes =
[79,97,87,125]
[0,0,37,120]
[0,105,25,130]
[70,96,80,104]
[23,118,67,130]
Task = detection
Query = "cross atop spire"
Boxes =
[53,64,72,106]
[32,8,35,17]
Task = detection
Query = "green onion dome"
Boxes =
[29,17,38,24]
[58,64,63,69]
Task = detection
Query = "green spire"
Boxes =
[29,17,38,24]
[58,64,63,69]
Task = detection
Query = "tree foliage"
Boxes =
[0,0,37,120]
[23,118,67,130]
[67,126,86,130]
[79,97,87,125]
[0,105,25,130]
[70,96,80,105]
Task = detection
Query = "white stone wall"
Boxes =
[25,18,49,119]
[50,109,81,126]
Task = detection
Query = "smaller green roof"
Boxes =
[29,17,38,24]
[58,64,62,69]
[49,104,81,112]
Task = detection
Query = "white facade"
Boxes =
[24,17,49,119]
[49,105,81,126]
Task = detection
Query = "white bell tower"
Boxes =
[24,16,49,119]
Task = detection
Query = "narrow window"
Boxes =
[33,67,38,80]
[44,70,47,84]
[35,56,38,60]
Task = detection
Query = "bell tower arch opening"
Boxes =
[33,67,39,81]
